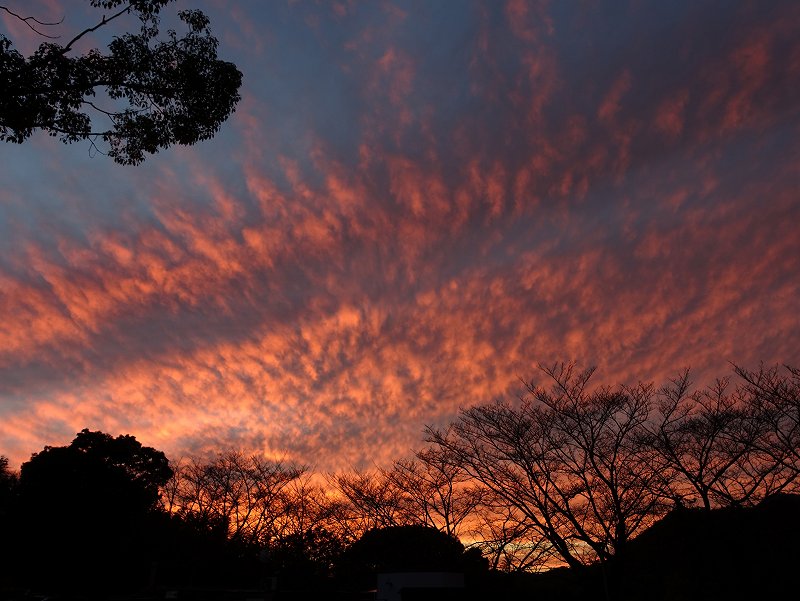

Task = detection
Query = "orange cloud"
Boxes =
[1,0,798,477]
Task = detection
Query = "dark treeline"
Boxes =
[1,362,798,599]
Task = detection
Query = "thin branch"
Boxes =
[60,4,132,56]
[81,99,122,118]
[0,5,63,39]
[88,135,107,158]
[35,123,113,137]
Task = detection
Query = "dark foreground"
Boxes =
[2,494,798,601]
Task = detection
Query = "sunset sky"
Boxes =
[1,0,798,472]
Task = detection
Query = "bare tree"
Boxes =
[169,451,304,547]
[471,496,556,572]
[427,363,666,568]
[259,472,348,575]
[328,468,409,536]
[734,363,800,494]
[383,446,486,538]
[646,370,790,509]
[154,362,798,575]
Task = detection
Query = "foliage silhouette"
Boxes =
[0,454,17,584]
[0,455,15,512]
[10,429,173,592]
[19,428,172,514]
[0,0,242,164]
[336,524,488,592]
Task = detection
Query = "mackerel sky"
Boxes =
[1,0,799,471]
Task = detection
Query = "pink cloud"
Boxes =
[1,0,798,477]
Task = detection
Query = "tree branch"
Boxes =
[60,4,132,56]
[0,5,63,39]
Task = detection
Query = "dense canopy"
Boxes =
[0,0,242,163]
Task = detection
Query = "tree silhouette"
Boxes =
[20,428,171,514]
[337,524,487,589]
[385,447,486,538]
[0,0,242,164]
[427,363,666,568]
[425,362,800,578]
[735,363,800,491]
[647,371,773,509]
[0,455,15,510]
[0,369,796,599]
[13,429,173,592]
[167,451,305,549]
[331,468,411,533]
